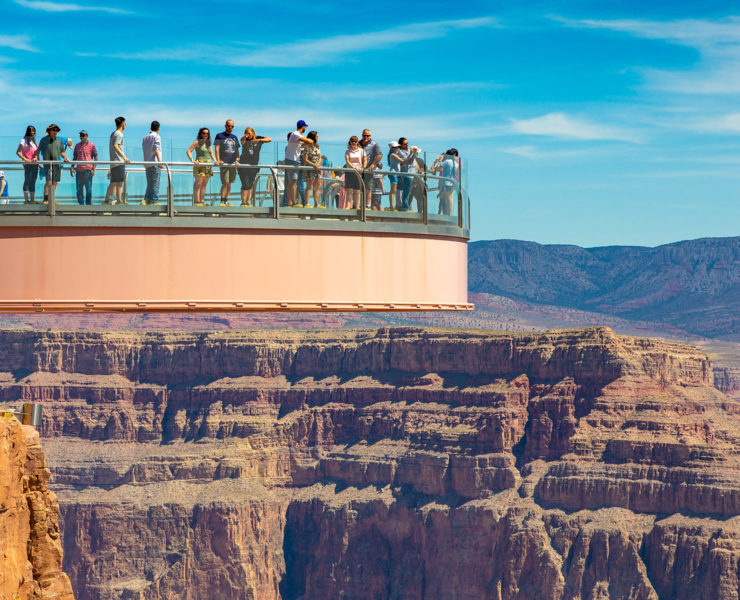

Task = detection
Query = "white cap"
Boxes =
[0,171,5,178]
[388,141,399,148]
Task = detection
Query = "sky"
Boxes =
[0,0,739,246]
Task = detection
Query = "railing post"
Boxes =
[164,163,174,218]
[422,175,428,225]
[48,161,55,217]
[270,167,279,219]
[360,169,366,222]
[458,180,463,229]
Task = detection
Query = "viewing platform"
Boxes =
[0,156,471,313]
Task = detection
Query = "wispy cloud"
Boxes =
[501,145,593,160]
[552,15,740,50]
[79,16,499,67]
[553,15,740,96]
[0,34,36,52]
[509,113,638,142]
[14,0,132,14]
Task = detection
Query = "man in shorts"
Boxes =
[35,123,68,204]
[214,119,239,206]
[104,116,130,205]
[359,129,382,208]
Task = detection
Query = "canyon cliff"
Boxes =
[0,416,74,600]
[0,326,738,599]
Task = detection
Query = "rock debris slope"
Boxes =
[0,416,74,600]
[0,326,738,600]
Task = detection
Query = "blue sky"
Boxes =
[1,0,739,246]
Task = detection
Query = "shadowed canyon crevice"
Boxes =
[0,326,738,599]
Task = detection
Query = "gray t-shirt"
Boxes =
[361,139,382,169]
[109,130,124,163]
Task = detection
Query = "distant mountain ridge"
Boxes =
[469,236,740,338]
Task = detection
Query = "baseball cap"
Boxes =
[79,129,88,136]
[297,119,308,128]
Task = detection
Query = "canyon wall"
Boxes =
[0,326,737,599]
[0,416,74,600]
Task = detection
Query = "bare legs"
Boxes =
[305,178,320,207]
[104,182,123,204]
[192,176,208,205]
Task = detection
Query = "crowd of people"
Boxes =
[11,118,461,214]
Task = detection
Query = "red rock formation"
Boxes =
[0,416,74,600]
[0,326,737,599]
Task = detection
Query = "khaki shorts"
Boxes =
[220,164,237,184]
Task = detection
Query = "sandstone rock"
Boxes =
[0,417,74,600]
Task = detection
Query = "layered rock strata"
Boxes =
[0,327,738,599]
[0,416,74,600]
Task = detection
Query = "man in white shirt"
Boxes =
[142,121,163,205]
[284,119,314,207]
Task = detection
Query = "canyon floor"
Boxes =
[1,326,739,599]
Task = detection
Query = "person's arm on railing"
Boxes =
[214,141,222,165]
[92,144,98,176]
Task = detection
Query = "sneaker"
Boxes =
[240,202,251,207]
[194,202,205,207]
[219,201,233,207]
[142,201,161,206]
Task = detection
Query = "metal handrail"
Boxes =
[0,159,467,229]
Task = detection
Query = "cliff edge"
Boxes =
[0,416,74,600]
[0,326,737,599]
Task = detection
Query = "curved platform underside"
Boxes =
[0,226,471,313]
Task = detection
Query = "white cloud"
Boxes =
[553,15,740,96]
[509,113,638,142]
[80,17,499,67]
[0,34,36,52]
[501,145,593,160]
[14,0,132,14]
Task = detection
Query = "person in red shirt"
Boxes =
[71,130,98,205]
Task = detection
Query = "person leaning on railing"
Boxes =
[344,135,366,209]
[104,116,131,205]
[34,123,68,205]
[301,131,322,208]
[186,127,217,206]
[16,125,39,204]
[238,127,271,207]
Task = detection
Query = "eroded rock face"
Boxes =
[0,416,74,600]
[1,326,738,599]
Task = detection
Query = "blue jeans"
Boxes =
[145,166,161,203]
[399,174,412,211]
[282,161,305,206]
[75,170,93,205]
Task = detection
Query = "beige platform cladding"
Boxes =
[0,222,471,312]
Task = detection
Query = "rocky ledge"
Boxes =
[0,416,74,600]
[0,326,738,600]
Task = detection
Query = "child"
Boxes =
[0,171,8,204]
[371,171,384,211]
